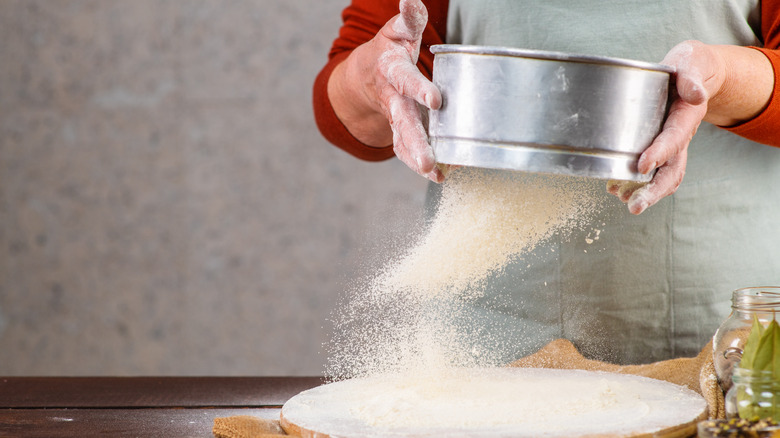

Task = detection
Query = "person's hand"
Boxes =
[330,0,444,182]
[608,40,726,214]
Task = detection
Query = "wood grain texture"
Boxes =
[0,377,322,408]
[0,408,282,438]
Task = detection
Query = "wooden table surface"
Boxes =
[0,376,323,437]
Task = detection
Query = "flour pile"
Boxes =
[283,368,707,437]
[326,168,602,380]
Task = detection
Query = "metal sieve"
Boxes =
[428,45,674,182]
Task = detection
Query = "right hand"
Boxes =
[331,0,445,182]
[606,40,774,215]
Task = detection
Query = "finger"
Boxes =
[662,42,708,105]
[662,40,725,108]
[394,0,428,41]
[625,184,655,215]
[394,133,444,183]
[608,181,647,203]
[424,167,445,183]
[388,93,438,177]
[627,149,688,215]
[606,180,621,196]
[605,180,643,202]
[379,51,442,109]
[637,98,705,174]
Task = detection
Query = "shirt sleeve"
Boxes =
[312,0,448,161]
[723,0,780,146]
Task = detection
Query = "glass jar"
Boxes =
[725,368,780,420]
[712,287,780,392]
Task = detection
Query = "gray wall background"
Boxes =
[0,1,428,376]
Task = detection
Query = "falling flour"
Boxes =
[376,169,600,298]
[326,168,602,380]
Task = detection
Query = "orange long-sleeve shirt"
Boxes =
[314,1,780,161]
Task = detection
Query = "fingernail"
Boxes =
[424,92,433,108]
[687,82,707,104]
[628,191,650,215]
[631,201,648,215]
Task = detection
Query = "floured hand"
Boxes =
[329,0,445,182]
[608,41,717,214]
[608,40,773,214]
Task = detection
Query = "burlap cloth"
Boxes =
[213,339,725,438]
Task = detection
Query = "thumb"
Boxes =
[662,41,709,105]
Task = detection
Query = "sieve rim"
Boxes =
[430,44,676,74]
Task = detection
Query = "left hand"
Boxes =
[608,40,727,215]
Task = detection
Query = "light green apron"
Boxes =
[429,0,780,364]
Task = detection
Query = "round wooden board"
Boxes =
[280,368,707,438]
